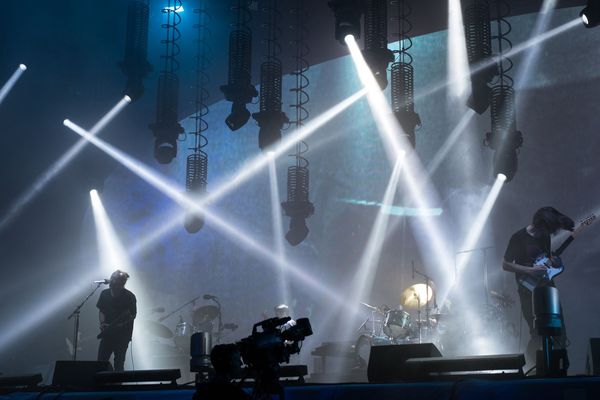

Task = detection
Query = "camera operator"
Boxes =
[274,304,296,332]
[193,344,250,400]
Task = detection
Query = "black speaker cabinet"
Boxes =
[586,338,600,375]
[367,343,442,383]
[52,360,113,387]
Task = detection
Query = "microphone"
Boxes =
[94,279,109,285]
[223,323,238,331]
[148,307,165,313]
[203,294,217,300]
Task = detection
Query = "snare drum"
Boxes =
[383,309,411,339]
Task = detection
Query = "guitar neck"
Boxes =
[553,235,574,256]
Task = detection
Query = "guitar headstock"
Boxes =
[573,214,597,237]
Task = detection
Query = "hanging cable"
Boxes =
[484,0,522,181]
[390,0,421,148]
[119,0,152,101]
[221,0,258,131]
[252,0,289,151]
[149,0,184,164]
[463,0,498,114]
[282,0,314,246]
[184,1,210,233]
[363,0,394,89]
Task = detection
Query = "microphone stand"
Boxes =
[67,281,104,361]
[159,295,203,322]
[455,245,494,305]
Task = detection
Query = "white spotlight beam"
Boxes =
[426,109,476,176]
[439,173,506,305]
[351,158,403,306]
[514,0,557,91]
[0,64,27,105]
[268,155,290,305]
[345,35,456,285]
[416,17,581,102]
[0,96,131,233]
[129,89,366,255]
[90,189,129,273]
[447,0,471,100]
[63,120,352,312]
[0,272,97,352]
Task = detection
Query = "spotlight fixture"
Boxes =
[118,0,152,101]
[581,1,600,27]
[149,1,184,164]
[463,0,498,114]
[485,87,523,182]
[391,0,420,147]
[221,0,258,131]
[329,0,364,45]
[252,0,289,150]
[184,3,211,234]
[283,0,314,246]
[363,0,394,89]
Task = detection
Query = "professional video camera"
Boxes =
[192,316,312,400]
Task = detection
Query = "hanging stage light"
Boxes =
[391,0,420,148]
[118,0,152,101]
[581,0,600,27]
[485,85,522,181]
[149,1,184,164]
[184,2,210,234]
[363,0,394,89]
[252,0,289,150]
[484,1,522,182]
[221,0,258,130]
[329,0,363,45]
[463,0,498,114]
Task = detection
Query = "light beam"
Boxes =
[0,96,131,233]
[64,120,353,312]
[0,64,27,105]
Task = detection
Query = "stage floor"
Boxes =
[4,376,600,400]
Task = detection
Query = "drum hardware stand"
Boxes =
[67,281,104,361]
[160,294,203,322]
[413,267,437,343]
[206,296,223,344]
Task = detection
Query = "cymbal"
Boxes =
[139,320,173,339]
[193,305,219,325]
[401,283,434,309]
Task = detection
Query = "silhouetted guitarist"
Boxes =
[97,270,136,371]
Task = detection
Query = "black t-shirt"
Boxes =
[96,288,137,340]
[504,227,551,280]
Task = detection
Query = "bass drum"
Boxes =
[383,309,411,339]
[354,334,393,368]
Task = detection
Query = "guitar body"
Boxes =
[517,255,564,292]
[516,213,596,292]
[97,310,133,339]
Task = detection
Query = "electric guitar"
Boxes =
[517,214,596,291]
[97,310,134,339]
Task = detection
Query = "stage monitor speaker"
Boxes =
[586,338,600,375]
[405,353,525,378]
[0,374,42,388]
[367,343,442,383]
[52,360,113,387]
[95,369,181,385]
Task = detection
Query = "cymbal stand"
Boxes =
[206,296,223,344]
[67,281,104,361]
[413,268,437,340]
[159,294,203,322]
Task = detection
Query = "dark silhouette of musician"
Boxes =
[502,207,573,364]
[97,270,137,371]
